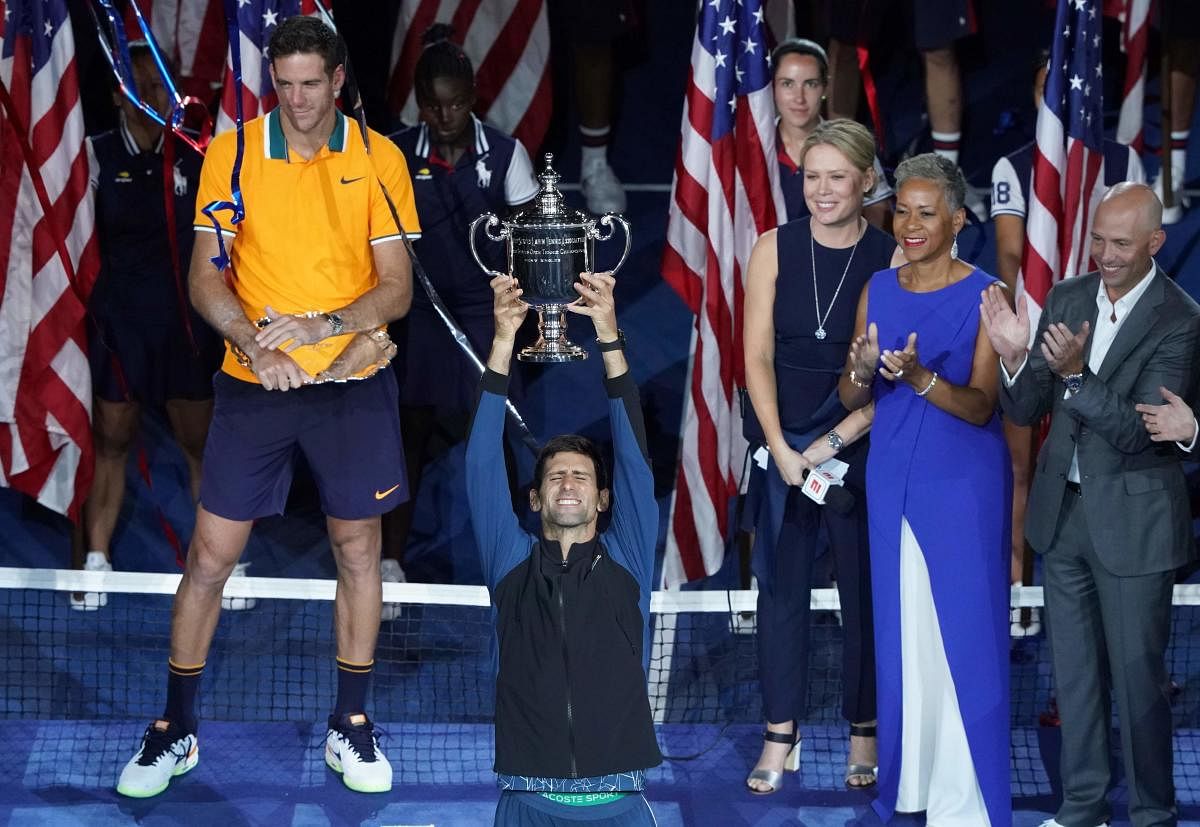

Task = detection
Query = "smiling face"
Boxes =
[270,52,343,138]
[773,53,825,134]
[893,177,964,264]
[529,450,609,534]
[1090,190,1164,300]
[802,143,873,229]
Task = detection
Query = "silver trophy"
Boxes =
[469,153,631,362]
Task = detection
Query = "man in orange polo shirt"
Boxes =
[116,17,419,799]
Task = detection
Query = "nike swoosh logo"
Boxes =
[340,176,364,185]
[374,483,401,500]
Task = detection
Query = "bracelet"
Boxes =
[848,369,870,389]
[825,429,844,452]
[916,371,938,397]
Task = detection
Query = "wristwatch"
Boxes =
[825,429,844,452]
[323,312,345,336]
[597,329,625,352]
[1063,371,1085,394]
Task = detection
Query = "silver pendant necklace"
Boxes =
[811,220,862,340]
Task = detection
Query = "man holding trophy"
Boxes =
[465,265,660,825]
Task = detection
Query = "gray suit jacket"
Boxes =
[1000,267,1200,576]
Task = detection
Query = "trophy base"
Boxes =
[517,340,588,363]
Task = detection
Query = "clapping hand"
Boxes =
[979,285,1030,372]
[880,332,919,385]
[1040,320,1090,379]
[848,322,882,382]
[1135,386,1198,443]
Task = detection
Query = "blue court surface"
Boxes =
[7,1,1200,825]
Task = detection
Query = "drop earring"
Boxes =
[951,233,959,259]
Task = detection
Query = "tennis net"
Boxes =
[3,567,1200,798]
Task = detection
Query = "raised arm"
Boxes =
[565,271,656,586]
[466,275,536,590]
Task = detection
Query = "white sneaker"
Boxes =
[581,161,627,215]
[380,558,406,622]
[221,561,256,611]
[70,551,112,611]
[325,713,392,793]
[116,719,198,798]
[1038,819,1108,827]
[1152,174,1190,225]
[1010,606,1042,638]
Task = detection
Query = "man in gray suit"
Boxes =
[981,182,1200,827]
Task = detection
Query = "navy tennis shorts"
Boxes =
[199,369,408,521]
[1165,0,1200,39]
[829,0,976,52]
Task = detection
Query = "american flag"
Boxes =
[1113,0,1150,152]
[660,0,783,588]
[0,0,100,519]
[216,0,317,134]
[387,0,551,153]
[1021,0,1106,314]
[143,0,228,101]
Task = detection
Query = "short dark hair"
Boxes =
[770,37,829,84]
[414,23,474,103]
[267,16,344,76]
[532,435,608,492]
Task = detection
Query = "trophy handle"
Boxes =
[592,214,631,274]
[469,213,510,279]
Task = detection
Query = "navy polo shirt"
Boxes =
[88,121,202,320]
[389,116,538,320]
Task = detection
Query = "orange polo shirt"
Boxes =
[194,108,421,381]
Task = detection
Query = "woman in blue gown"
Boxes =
[838,153,1012,825]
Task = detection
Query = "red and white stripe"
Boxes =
[144,0,228,100]
[388,0,551,153]
[0,2,100,520]
[659,14,784,589]
[1115,0,1151,152]
[215,1,318,135]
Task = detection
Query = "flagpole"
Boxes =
[1160,0,1175,211]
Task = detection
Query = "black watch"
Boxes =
[597,329,626,352]
[1063,371,1085,394]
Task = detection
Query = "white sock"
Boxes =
[1170,130,1189,188]
[931,130,961,165]
[84,550,109,569]
[580,125,611,174]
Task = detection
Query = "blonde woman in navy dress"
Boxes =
[743,119,899,794]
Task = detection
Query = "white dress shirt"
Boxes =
[1001,263,1196,477]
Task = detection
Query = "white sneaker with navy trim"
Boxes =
[325,713,392,793]
[380,558,406,622]
[116,719,198,798]
[581,161,627,215]
[70,551,112,611]
[220,561,257,611]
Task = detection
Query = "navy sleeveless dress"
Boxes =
[864,267,1011,825]
[748,218,894,728]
